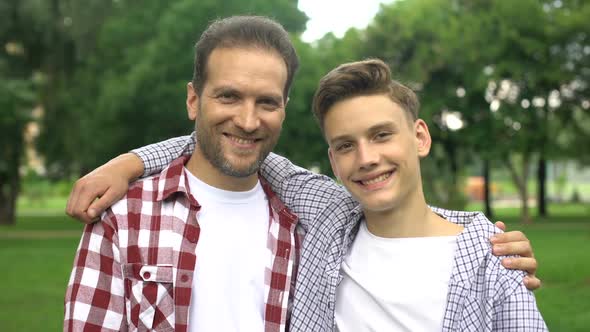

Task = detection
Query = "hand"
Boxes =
[492,221,541,291]
[65,153,143,224]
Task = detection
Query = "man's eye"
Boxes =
[259,98,281,111]
[217,93,238,103]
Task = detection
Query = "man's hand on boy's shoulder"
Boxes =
[492,221,541,291]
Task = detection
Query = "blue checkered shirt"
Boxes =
[132,133,547,331]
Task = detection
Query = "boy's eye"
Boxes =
[374,132,392,140]
[336,142,353,152]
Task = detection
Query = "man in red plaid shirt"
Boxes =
[64,16,302,332]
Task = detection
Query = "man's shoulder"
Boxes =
[108,175,160,216]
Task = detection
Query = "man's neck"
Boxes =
[185,152,258,192]
[363,191,463,238]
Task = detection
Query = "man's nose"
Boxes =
[234,102,260,133]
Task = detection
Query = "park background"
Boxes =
[1,0,589,331]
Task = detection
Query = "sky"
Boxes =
[298,0,396,42]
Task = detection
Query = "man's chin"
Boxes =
[219,160,261,178]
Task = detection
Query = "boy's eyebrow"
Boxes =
[329,121,398,145]
[366,121,398,133]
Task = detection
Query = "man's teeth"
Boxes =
[361,173,391,185]
[229,136,255,144]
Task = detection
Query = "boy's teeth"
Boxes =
[362,173,390,185]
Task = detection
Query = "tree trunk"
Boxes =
[537,157,548,217]
[0,143,21,225]
[483,159,493,218]
[0,177,18,225]
[504,155,532,224]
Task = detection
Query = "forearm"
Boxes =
[260,153,348,228]
[101,153,144,183]
[131,134,194,177]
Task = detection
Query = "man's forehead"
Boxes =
[204,47,286,96]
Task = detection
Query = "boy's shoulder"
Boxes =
[438,208,526,300]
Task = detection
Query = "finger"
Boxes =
[74,182,110,218]
[493,241,533,257]
[524,276,542,291]
[494,221,506,231]
[65,181,83,217]
[87,188,122,219]
[490,230,527,244]
[67,209,97,225]
[501,257,537,274]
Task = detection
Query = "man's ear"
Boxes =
[187,82,199,120]
[415,119,432,158]
[328,148,340,180]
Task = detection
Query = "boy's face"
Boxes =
[324,94,431,213]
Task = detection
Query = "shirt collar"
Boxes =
[153,155,298,226]
[154,155,195,204]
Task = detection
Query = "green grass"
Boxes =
[1,204,589,331]
[0,237,80,331]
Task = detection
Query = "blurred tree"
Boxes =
[362,0,590,222]
[363,0,471,209]
[39,0,308,175]
[0,0,117,224]
[278,29,365,174]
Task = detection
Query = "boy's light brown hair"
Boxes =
[312,59,420,133]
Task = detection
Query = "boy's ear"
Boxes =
[187,82,199,120]
[415,119,432,158]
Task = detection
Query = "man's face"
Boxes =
[325,94,431,213]
[187,47,287,178]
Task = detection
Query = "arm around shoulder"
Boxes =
[260,152,349,227]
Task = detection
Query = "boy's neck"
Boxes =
[363,192,463,238]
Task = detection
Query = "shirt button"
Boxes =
[143,272,151,279]
[181,274,189,282]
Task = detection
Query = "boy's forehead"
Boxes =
[325,95,406,134]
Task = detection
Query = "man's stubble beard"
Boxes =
[195,110,279,178]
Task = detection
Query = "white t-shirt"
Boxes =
[185,168,271,332]
[335,221,457,332]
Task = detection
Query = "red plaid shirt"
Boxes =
[64,156,301,332]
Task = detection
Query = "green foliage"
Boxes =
[36,0,308,174]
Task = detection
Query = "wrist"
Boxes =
[110,153,144,182]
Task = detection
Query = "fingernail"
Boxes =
[490,235,498,243]
[503,258,512,267]
[88,209,97,218]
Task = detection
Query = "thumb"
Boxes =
[494,221,506,232]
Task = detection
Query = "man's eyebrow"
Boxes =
[210,86,240,95]
[258,94,284,103]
